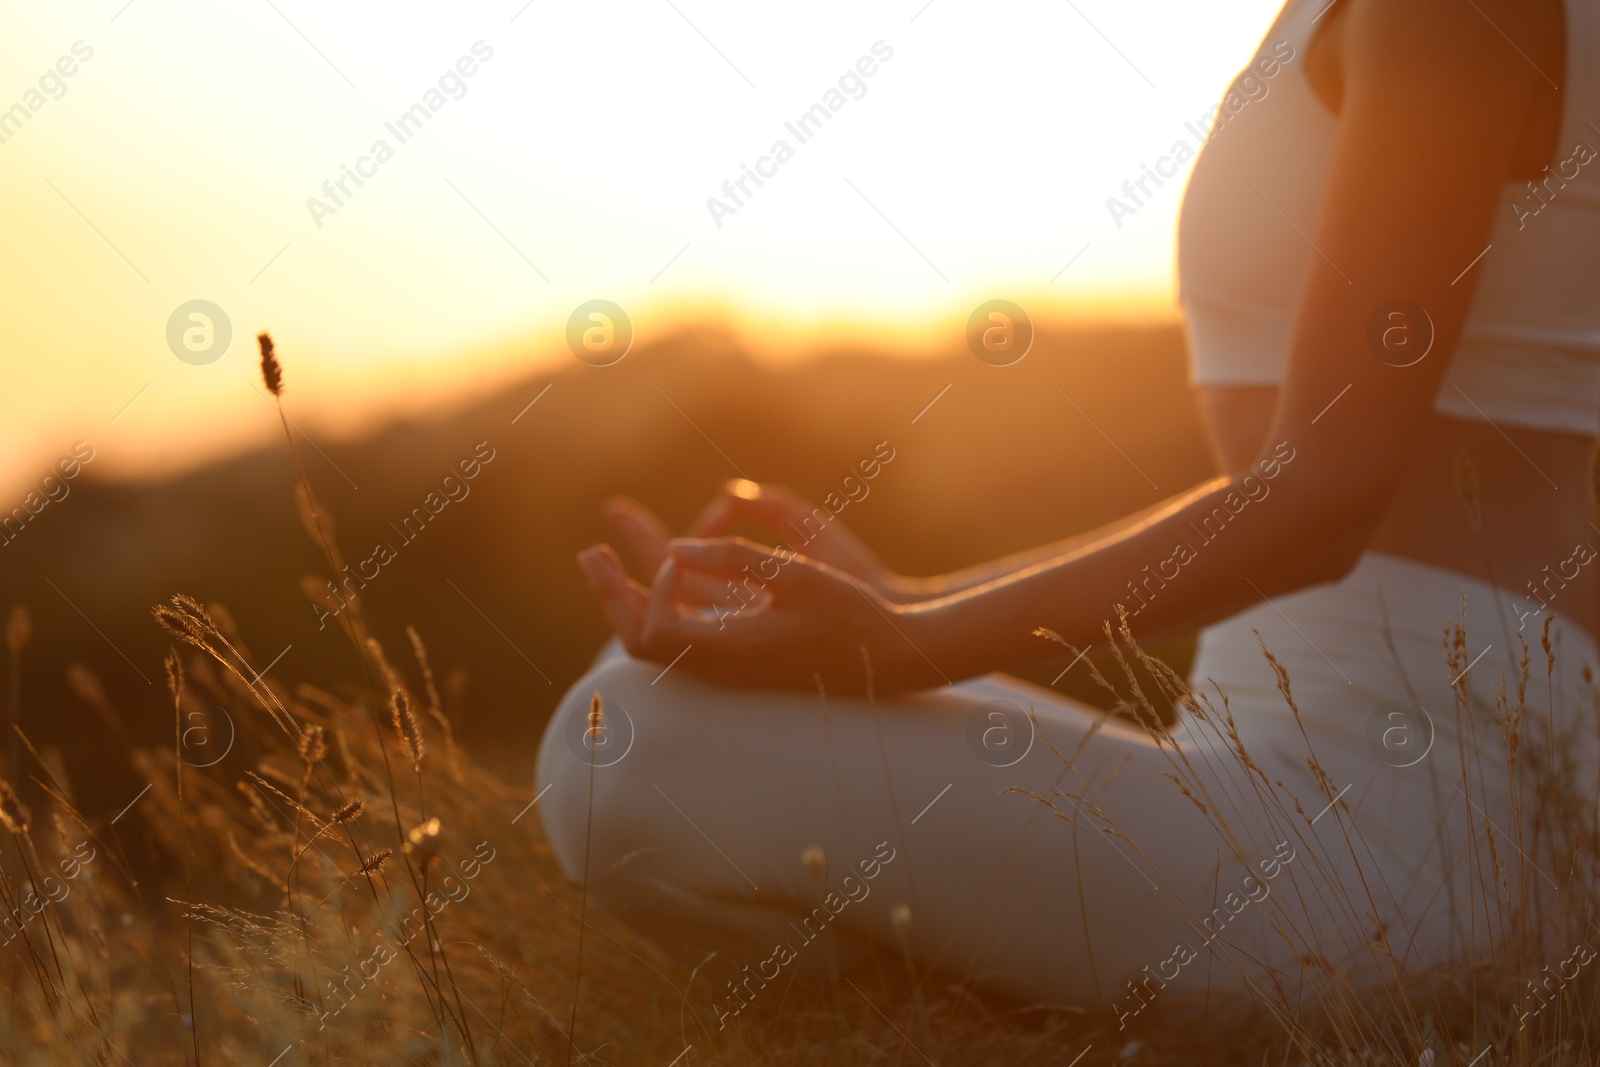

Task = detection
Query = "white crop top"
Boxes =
[1177,0,1600,436]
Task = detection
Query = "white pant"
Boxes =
[536,554,1598,1013]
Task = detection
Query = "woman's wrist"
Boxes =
[888,595,968,689]
[879,573,936,604]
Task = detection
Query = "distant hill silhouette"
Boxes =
[0,320,1213,818]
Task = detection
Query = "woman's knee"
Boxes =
[533,655,660,886]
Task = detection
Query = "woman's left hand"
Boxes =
[578,536,939,695]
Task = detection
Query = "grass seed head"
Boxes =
[391,689,425,770]
[297,723,327,766]
[258,332,283,396]
[4,605,30,655]
[152,604,205,646]
[171,594,215,633]
[801,844,826,882]
[164,648,184,701]
[889,902,912,948]
[358,848,393,876]
[330,798,365,825]
[0,780,30,835]
[1542,614,1555,677]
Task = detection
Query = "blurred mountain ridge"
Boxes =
[0,320,1211,814]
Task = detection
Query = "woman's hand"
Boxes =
[601,495,731,607]
[686,480,911,600]
[577,536,940,695]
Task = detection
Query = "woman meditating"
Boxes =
[538,0,1600,1015]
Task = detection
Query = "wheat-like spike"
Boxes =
[152,604,207,647]
[391,690,425,771]
[408,627,459,777]
[1541,613,1555,680]
[800,844,826,881]
[330,798,364,825]
[283,799,364,890]
[297,724,327,767]
[1032,626,1071,649]
[4,605,30,655]
[357,847,392,876]
[171,594,216,633]
[258,332,283,396]
[0,780,28,835]
[164,649,184,702]
[406,625,444,716]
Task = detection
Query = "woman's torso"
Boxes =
[1202,387,1599,637]
[1182,0,1600,637]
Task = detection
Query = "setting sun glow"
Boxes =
[1,0,1282,489]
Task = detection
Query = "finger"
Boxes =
[676,567,731,605]
[668,537,835,601]
[577,544,648,652]
[641,558,684,649]
[688,480,805,538]
[668,536,780,576]
[685,482,739,537]
[603,496,672,575]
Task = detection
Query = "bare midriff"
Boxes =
[1201,385,1599,639]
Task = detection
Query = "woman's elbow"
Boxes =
[1297,488,1390,586]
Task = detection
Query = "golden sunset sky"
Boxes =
[0,0,1282,492]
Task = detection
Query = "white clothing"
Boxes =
[1178,0,1600,435]
[536,554,1598,1010]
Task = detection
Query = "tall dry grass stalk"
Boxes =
[6,605,29,776]
[567,692,603,1067]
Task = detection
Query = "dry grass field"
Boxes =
[0,329,1595,1065]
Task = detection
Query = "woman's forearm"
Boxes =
[882,495,1210,603]
[897,448,1368,683]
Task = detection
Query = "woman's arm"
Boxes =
[607,480,1192,604]
[885,494,1217,602]
[892,0,1556,685]
[588,0,1556,696]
